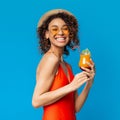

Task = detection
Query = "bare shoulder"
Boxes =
[36,52,60,81]
[37,52,60,70]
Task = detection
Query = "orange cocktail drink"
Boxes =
[79,48,91,69]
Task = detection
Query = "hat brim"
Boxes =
[37,9,73,28]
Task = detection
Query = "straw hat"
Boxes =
[37,9,74,28]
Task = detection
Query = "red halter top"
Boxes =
[42,63,76,120]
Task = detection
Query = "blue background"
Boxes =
[0,0,120,120]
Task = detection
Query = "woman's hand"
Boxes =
[69,71,90,91]
[81,59,96,88]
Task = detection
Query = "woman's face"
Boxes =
[46,18,70,48]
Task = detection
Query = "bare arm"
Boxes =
[75,83,91,112]
[75,59,95,112]
[32,53,63,108]
[32,53,90,108]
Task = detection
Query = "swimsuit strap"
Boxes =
[60,62,71,83]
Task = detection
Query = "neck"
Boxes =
[49,46,64,60]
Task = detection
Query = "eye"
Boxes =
[52,28,58,31]
[50,27,59,35]
[50,27,58,31]
[62,26,69,30]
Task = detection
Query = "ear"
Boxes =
[45,30,49,39]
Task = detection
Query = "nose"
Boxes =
[58,29,63,35]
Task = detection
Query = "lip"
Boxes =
[55,36,66,38]
[55,37,66,42]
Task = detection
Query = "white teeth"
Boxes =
[56,38,65,41]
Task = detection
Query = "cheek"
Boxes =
[48,33,55,39]
[63,30,69,35]
[50,29,59,36]
[51,31,58,36]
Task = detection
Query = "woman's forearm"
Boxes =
[75,83,91,112]
[32,84,73,108]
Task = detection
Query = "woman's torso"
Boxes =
[42,62,76,120]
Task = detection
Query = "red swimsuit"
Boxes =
[42,63,76,120]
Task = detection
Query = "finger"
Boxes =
[81,67,91,73]
[79,76,88,81]
[77,72,90,80]
[81,71,93,78]
[78,77,90,86]
[93,65,96,73]
[90,58,95,65]
[90,59,96,72]
[86,62,96,73]
[77,74,88,81]
[86,61,94,68]
[80,77,91,84]
[75,72,86,79]
[83,71,95,79]
[76,71,89,77]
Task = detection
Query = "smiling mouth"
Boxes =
[55,37,66,42]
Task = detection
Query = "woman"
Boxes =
[32,9,95,120]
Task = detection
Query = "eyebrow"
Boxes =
[50,25,58,28]
[50,25,68,27]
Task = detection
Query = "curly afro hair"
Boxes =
[37,12,80,55]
